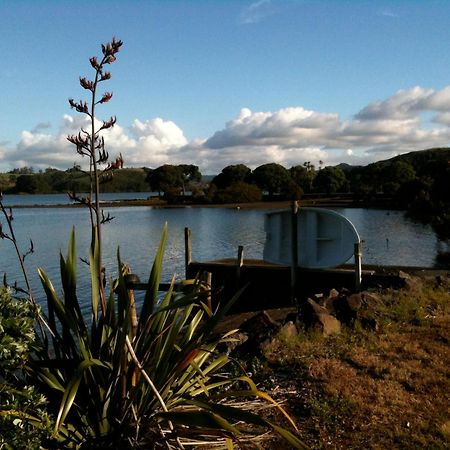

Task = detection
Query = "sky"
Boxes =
[2,0,450,174]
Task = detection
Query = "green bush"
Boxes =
[0,288,53,449]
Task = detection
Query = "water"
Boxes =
[1,192,151,207]
[0,194,443,312]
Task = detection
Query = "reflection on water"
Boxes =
[331,208,439,267]
[0,200,443,313]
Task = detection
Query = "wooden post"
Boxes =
[354,241,362,292]
[290,200,299,303]
[201,271,213,310]
[236,245,244,286]
[184,227,192,279]
[124,272,139,338]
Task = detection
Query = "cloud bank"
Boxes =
[2,86,450,174]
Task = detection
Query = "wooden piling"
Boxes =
[236,245,244,286]
[201,271,213,310]
[184,227,192,279]
[354,241,362,292]
[290,200,299,303]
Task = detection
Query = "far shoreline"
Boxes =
[4,197,405,210]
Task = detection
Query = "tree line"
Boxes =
[1,147,449,238]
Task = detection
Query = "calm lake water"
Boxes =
[0,193,444,312]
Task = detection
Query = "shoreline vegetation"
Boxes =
[2,146,449,240]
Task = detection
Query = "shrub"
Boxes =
[0,288,53,449]
[214,181,262,203]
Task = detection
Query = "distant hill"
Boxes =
[333,147,450,173]
[336,163,363,173]
[388,147,450,168]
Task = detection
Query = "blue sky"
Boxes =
[2,0,450,173]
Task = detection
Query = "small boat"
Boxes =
[263,207,360,269]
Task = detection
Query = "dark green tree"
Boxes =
[15,175,39,194]
[252,163,291,196]
[290,165,314,193]
[213,181,262,203]
[212,164,252,189]
[145,164,184,196]
[313,166,347,194]
[179,164,202,195]
[381,160,416,194]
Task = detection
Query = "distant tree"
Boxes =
[213,182,262,203]
[9,167,35,175]
[252,163,291,196]
[145,164,184,196]
[212,164,252,189]
[313,166,347,194]
[15,175,39,193]
[382,161,416,188]
[290,165,315,193]
[179,164,202,195]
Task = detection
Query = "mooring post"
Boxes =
[201,271,213,310]
[354,241,362,292]
[236,245,244,287]
[184,227,192,279]
[291,200,299,303]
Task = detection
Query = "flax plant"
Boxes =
[67,36,123,317]
[8,38,306,448]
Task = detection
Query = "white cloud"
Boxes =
[239,0,274,25]
[379,8,399,18]
[2,85,450,174]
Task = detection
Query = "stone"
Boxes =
[334,292,362,325]
[346,293,363,311]
[277,321,298,340]
[328,288,340,299]
[232,311,281,356]
[314,313,341,336]
[299,298,341,336]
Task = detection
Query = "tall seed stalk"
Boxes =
[67,38,123,316]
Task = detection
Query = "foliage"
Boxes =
[145,164,202,197]
[252,163,291,196]
[313,166,347,194]
[211,164,252,189]
[290,164,314,193]
[30,227,305,448]
[0,288,54,449]
[0,288,36,370]
[213,181,262,203]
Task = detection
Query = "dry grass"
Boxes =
[256,274,450,449]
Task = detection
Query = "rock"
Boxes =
[328,288,339,299]
[398,270,422,291]
[239,310,280,335]
[300,298,329,321]
[314,313,341,336]
[232,311,281,356]
[403,277,422,291]
[277,321,298,340]
[299,298,341,336]
[334,292,362,325]
[362,291,382,308]
[260,321,299,353]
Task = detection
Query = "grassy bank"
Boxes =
[225,272,450,449]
